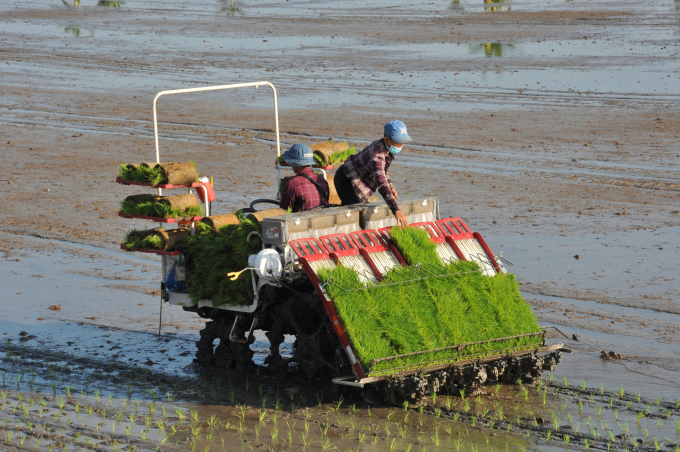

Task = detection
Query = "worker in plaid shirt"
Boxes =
[280,144,329,213]
[334,120,411,227]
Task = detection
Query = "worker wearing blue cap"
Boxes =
[334,120,411,227]
[280,144,330,213]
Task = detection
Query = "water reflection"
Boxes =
[449,0,511,12]
[468,42,520,57]
[61,0,124,6]
[484,0,511,12]
[64,26,95,37]
[64,26,81,36]
[449,0,465,11]
[218,0,246,16]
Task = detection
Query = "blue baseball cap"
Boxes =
[384,120,412,144]
[283,144,315,166]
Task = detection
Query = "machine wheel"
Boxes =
[192,286,343,380]
[195,317,222,365]
[194,311,253,372]
[259,289,341,378]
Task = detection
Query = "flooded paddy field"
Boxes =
[1,0,680,449]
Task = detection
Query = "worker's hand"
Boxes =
[395,211,408,227]
[391,187,399,199]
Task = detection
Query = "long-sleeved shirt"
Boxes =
[341,138,399,213]
[280,167,329,213]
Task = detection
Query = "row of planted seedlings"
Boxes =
[0,369,247,451]
[3,371,679,452]
[2,346,528,452]
[0,339,212,450]
[5,335,680,452]
[1,338,183,402]
[136,373,530,452]
[416,373,680,452]
[0,384,182,451]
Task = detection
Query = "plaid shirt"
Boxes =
[341,138,399,213]
[280,167,329,213]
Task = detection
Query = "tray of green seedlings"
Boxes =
[119,193,204,223]
[183,212,262,307]
[116,161,199,188]
[318,226,542,376]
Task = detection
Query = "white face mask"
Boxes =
[386,137,403,154]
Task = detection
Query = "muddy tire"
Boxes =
[195,318,221,365]
[195,312,237,366]
[192,285,343,379]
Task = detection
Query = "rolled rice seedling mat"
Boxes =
[276,143,356,168]
[317,227,541,372]
[117,161,198,186]
[185,211,263,307]
[120,193,203,220]
[201,214,240,230]
[122,227,191,251]
[246,208,288,228]
[159,162,198,186]
[160,194,200,210]
[115,177,201,190]
[311,141,356,166]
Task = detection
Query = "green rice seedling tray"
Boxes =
[294,226,545,381]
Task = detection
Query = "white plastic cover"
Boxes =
[248,249,284,282]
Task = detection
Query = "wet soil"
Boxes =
[1,0,680,450]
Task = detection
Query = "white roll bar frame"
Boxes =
[152,81,281,165]
[152,81,281,317]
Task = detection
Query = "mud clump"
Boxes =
[601,350,626,360]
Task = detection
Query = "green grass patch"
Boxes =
[317,227,542,374]
[120,199,203,219]
[184,211,262,307]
